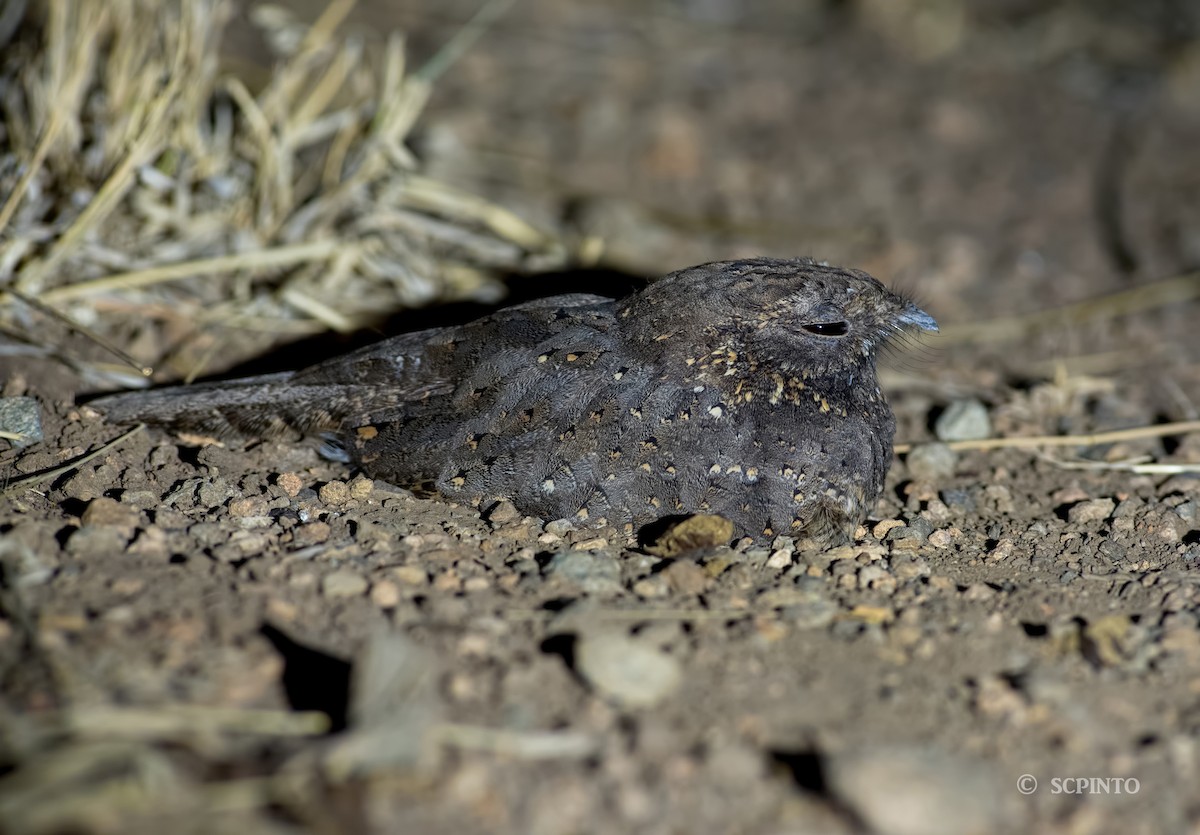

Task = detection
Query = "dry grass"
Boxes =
[0,0,565,383]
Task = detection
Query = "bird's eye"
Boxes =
[802,321,849,336]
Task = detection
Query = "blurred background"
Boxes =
[268,1,1200,296]
[242,0,1200,403]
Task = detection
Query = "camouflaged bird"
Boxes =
[95,258,937,544]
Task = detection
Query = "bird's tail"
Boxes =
[89,372,349,439]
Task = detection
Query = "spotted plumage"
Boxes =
[94,258,937,544]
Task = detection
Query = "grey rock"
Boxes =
[0,396,43,448]
[934,398,991,442]
[1067,498,1115,524]
[574,630,683,708]
[826,747,1017,835]
[543,550,622,594]
[906,442,957,482]
[322,569,369,598]
[939,488,975,513]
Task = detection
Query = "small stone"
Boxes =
[1081,614,1133,667]
[662,560,710,594]
[544,550,622,594]
[905,443,957,482]
[886,525,925,543]
[939,488,975,513]
[926,529,955,548]
[348,476,374,500]
[544,519,576,536]
[121,490,160,510]
[632,575,670,598]
[392,565,429,585]
[485,499,521,524]
[987,539,1016,561]
[371,579,401,608]
[1174,501,1196,525]
[228,497,268,517]
[277,472,304,497]
[127,527,170,559]
[644,514,734,556]
[934,398,991,442]
[574,630,683,708]
[872,519,905,540]
[1067,498,1115,524]
[780,595,837,629]
[197,478,236,509]
[961,583,996,601]
[293,521,331,546]
[573,537,610,551]
[765,549,793,569]
[80,497,140,534]
[267,598,298,622]
[463,576,492,593]
[319,481,351,506]
[826,747,1011,835]
[0,396,43,447]
[110,577,146,597]
[321,569,368,598]
[66,525,129,557]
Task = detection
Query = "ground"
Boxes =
[3,1,1200,833]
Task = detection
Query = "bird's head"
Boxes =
[625,257,938,383]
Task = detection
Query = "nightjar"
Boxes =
[95,258,937,544]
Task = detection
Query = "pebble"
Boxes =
[348,476,374,500]
[66,525,130,556]
[277,472,304,497]
[1067,498,1115,524]
[321,569,369,598]
[544,519,576,536]
[825,747,1012,835]
[926,529,956,548]
[780,595,837,629]
[0,396,43,447]
[939,488,975,513]
[906,443,958,482]
[197,478,236,509]
[392,565,429,585]
[371,579,401,608]
[543,550,622,594]
[574,630,683,709]
[293,521,331,546]
[934,398,991,442]
[1174,501,1196,525]
[121,490,161,510]
[886,525,926,544]
[765,549,793,569]
[228,497,269,517]
[872,519,905,540]
[632,575,670,599]
[485,499,521,523]
[319,480,351,506]
[662,560,710,594]
[80,497,140,534]
[645,514,734,556]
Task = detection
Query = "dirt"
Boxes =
[4,1,1200,833]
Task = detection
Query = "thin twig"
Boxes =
[895,419,1200,454]
[1037,454,1200,475]
[2,424,145,497]
[21,242,341,304]
[415,0,516,83]
[9,289,152,376]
